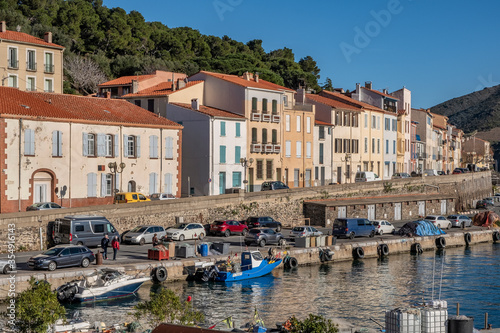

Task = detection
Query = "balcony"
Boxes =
[26,62,37,71]
[262,114,271,122]
[250,144,262,153]
[8,59,18,69]
[272,115,281,123]
[416,152,426,159]
[251,113,261,122]
[44,64,54,74]
[285,104,314,112]
[273,145,281,154]
[264,144,274,153]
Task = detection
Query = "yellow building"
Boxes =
[0,21,65,93]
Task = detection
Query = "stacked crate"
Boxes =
[385,309,421,333]
[421,301,448,333]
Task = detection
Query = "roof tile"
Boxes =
[170,103,245,119]
[0,30,64,49]
[195,71,295,92]
[122,81,203,97]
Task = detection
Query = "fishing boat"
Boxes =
[56,268,150,303]
[188,251,282,282]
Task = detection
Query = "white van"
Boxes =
[355,171,380,182]
[423,169,438,176]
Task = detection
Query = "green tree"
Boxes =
[322,77,334,91]
[5,277,66,333]
[289,314,338,333]
[133,288,204,329]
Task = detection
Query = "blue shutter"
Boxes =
[82,132,88,156]
[136,136,141,157]
[235,146,241,163]
[232,172,241,187]
[221,121,226,136]
[101,173,106,197]
[52,131,58,156]
[114,134,119,157]
[236,123,240,137]
[220,146,226,164]
[123,134,128,157]
[97,133,105,156]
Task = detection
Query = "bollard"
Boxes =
[96,252,103,265]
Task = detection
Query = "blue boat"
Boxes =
[189,251,282,282]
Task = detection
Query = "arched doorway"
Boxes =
[33,171,53,203]
[128,181,136,192]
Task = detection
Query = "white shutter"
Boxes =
[82,132,88,156]
[149,173,157,195]
[58,131,62,156]
[164,173,173,194]
[123,134,128,157]
[87,173,93,197]
[149,136,154,158]
[97,133,105,156]
[149,135,158,158]
[114,134,119,157]
[52,131,58,156]
[153,136,158,158]
[165,137,173,159]
[136,135,141,157]
[92,173,97,197]
[306,142,311,158]
[101,173,107,197]
[114,173,120,192]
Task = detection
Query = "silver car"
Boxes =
[26,202,64,211]
[123,225,166,245]
[0,260,15,274]
[447,215,472,228]
[424,215,451,229]
[244,228,285,247]
[289,226,323,240]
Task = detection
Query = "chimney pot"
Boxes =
[132,80,139,94]
[0,21,6,32]
[191,98,199,111]
[365,81,372,89]
[255,72,259,83]
[44,32,52,44]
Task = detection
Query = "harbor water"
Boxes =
[64,242,500,329]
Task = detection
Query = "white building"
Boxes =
[382,113,398,179]
[313,120,334,186]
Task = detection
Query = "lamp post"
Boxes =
[108,162,126,193]
[240,157,253,192]
[341,153,351,183]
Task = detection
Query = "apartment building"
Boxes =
[313,120,334,186]
[0,21,65,93]
[412,108,434,170]
[391,87,412,173]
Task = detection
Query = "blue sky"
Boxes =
[103,0,500,108]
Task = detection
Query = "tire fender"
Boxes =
[288,257,298,268]
[464,232,472,245]
[411,243,423,255]
[493,231,500,242]
[378,244,389,257]
[151,266,168,283]
[324,249,333,261]
[353,247,364,259]
[436,236,446,249]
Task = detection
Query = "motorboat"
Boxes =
[52,311,91,333]
[56,268,150,303]
[188,251,282,282]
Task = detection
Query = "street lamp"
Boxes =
[108,162,126,193]
[240,157,254,192]
[341,153,351,183]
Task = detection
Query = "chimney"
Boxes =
[296,88,305,104]
[356,83,360,92]
[365,81,372,89]
[132,80,138,94]
[191,98,199,111]
[0,21,6,32]
[172,73,176,91]
[383,88,388,94]
[177,78,186,90]
[105,92,111,99]
[243,71,250,81]
[44,32,52,44]
[254,72,259,83]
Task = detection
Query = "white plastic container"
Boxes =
[385,309,421,333]
[421,308,447,333]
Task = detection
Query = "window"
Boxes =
[427,116,431,125]
[266,160,273,179]
[165,137,173,159]
[306,142,311,158]
[283,95,288,107]
[235,146,241,163]
[335,139,342,153]
[102,174,113,196]
[44,78,53,92]
[377,139,380,154]
[285,140,291,157]
[149,135,159,158]
[272,129,277,144]
[87,173,97,197]
[52,131,62,157]
[8,75,17,88]
[352,139,359,153]
[296,141,302,158]
[149,173,158,195]
[392,119,397,131]
[251,128,257,143]
[256,160,263,179]
[135,100,141,106]
[377,116,380,129]
[236,123,241,137]
[262,98,268,113]
[164,173,173,194]
[306,117,311,133]
[343,139,350,153]
[352,114,359,127]
[8,47,18,69]
[147,99,154,112]
[220,121,226,136]
[372,138,375,153]
[220,145,226,163]
[262,129,268,144]
[393,140,396,154]
[27,50,36,71]
[252,97,258,111]
[336,111,342,126]
[364,137,368,153]
[125,135,139,157]
[272,100,277,114]
[83,133,96,156]
[26,76,36,91]
[296,116,301,132]
[385,118,390,130]
[286,115,291,131]
[344,112,350,126]
[24,129,35,156]
[319,126,325,140]
[319,143,324,164]
[232,172,242,187]
[372,115,376,129]
[365,114,368,128]
[44,52,54,73]
[386,140,389,154]
[105,134,113,157]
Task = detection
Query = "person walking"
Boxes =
[152,233,159,246]
[112,235,120,261]
[101,234,110,260]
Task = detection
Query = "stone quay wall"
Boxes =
[0,172,492,252]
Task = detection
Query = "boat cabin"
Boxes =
[240,251,264,271]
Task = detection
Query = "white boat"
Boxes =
[56,268,150,303]
[52,312,91,333]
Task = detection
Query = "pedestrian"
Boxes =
[101,234,109,260]
[152,233,159,246]
[112,235,120,261]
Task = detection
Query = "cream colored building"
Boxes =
[0,87,182,213]
[0,21,64,94]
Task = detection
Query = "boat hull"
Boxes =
[215,259,282,282]
[73,277,149,302]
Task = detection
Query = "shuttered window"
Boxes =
[52,130,62,157]
[24,129,35,155]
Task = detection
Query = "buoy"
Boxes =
[151,266,167,283]
[493,231,500,242]
[436,237,446,249]
[411,243,423,254]
[187,296,192,302]
[353,247,364,259]
[464,232,472,246]
[378,244,389,257]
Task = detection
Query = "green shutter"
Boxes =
[220,146,226,163]
[235,146,241,163]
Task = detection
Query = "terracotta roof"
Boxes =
[98,74,156,87]
[122,81,203,97]
[170,103,245,119]
[397,109,406,115]
[0,88,181,128]
[315,119,334,126]
[430,112,448,130]
[0,30,64,49]
[361,87,399,100]
[306,94,360,111]
[195,71,295,92]
[319,90,385,112]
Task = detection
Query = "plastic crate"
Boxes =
[385,309,421,333]
[148,249,169,261]
[212,242,230,255]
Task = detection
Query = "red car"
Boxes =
[209,220,249,237]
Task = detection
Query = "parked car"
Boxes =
[261,181,289,191]
[209,220,249,237]
[150,193,177,200]
[164,223,205,241]
[447,215,472,228]
[372,220,395,235]
[460,168,470,173]
[0,260,15,274]
[52,215,120,247]
[289,226,323,240]
[452,168,463,174]
[423,215,451,229]
[423,169,438,176]
[483,198,495,206]
[122,225,166,245]
[244,228,285,247]
[114,192,150,204]
[28,245,95,271]
[332,218,376,239]
[437,171,446,176]
[243,217,282,232]
[355,171,380,182]
[392,173,411,179]
[476,200,487,209]
[26,202,63,211]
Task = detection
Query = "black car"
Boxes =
[28,245,95,271]
[243,216,282,232]
[476,200,487,209]
[261,181,289,191]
